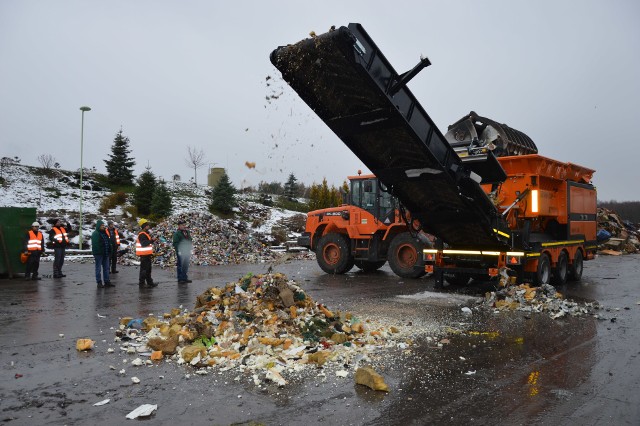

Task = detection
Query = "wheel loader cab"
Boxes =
[349,176,395,223]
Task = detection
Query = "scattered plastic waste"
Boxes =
[114,272,415,388]
[93,399,110,406]
[76,339,95,351]
[355,366,389,392]
[125,404,157,419]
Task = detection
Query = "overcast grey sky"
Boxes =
[1,1,638,201]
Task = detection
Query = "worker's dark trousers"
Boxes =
[110,246,118,272]
[25,252,41,278]
[139,256,153,284]
[53,247,65,277]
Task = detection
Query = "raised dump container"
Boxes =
[271,23,511,250]
[0,207,36,278]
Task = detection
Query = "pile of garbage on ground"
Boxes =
[119,212,313,268]
[113,272,408,388]
[482,282,601,319]
[597,207,640,254]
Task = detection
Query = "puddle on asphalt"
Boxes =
[396,291,481,306]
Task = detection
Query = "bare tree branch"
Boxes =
[37,153,56,171]
[185,146,206,186]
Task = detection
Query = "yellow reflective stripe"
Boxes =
[423,249,438,254]
[507,251,525,256]
[443,249,482,255]
[526,253,541,257]
[493,229,510,238]
[541,239,584,247]
[482,251,501,256]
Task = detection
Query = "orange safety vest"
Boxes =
[106,228,121,245]
[27,230,43,251]
[53,227,69,244]
[136,231,153,256]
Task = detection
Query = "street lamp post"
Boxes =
[79,106,91,250]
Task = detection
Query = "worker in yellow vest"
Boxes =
[136,218,157,287]
[48,218,69,278]
[106,221,121,274]
[23,221,45,280]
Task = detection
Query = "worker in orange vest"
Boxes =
[136,218,157,287]
[23,221,45,280]
[48,218,70,278]
[106,221,121,274]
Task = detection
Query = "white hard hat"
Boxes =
[31,222,40,227]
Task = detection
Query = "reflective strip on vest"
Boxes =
[53,227,69,243]
[106,229,121,245]
[136,232,153,256]
[28,231,43,251]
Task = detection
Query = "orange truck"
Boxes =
[273,24,597,286]
[423,149,597,286]
[298,172,430,278]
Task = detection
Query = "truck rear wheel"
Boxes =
[316,233,354,274]
[534,253,551,285]
[354,260,386,272]
[388,233,426,279]
[552,251,568,285]
[568,250,583,281]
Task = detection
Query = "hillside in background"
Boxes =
[0,164,307,260]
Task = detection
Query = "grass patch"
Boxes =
[99,192,128,214]
[275,198,309,213]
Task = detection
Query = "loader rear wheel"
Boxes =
[534,253,551,285]
[316,233,354,274]
[354,260,386,272]
[568,250,583,281]
[552,251,568,285]
[388,233,426,279]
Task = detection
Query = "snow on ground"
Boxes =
[0,165,115,216]
[0,164,305,252]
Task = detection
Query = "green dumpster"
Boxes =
[0,207,36,278]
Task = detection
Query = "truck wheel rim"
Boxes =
[323,244,340,265]
[397,244,417,268]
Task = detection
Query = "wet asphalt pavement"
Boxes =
[0,255,638,425]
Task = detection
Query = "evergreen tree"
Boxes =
[151,179,173,219]
[104,129,136,186]
[283,173,298,200]
[209,171,237,215]
[308,179,342,210]
[319,178,330,207]
[308,184,321,210]
[134,167,157,216]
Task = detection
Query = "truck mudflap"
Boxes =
[271,24,510,250]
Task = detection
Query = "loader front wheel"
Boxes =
[316,233,354,274]
[388,233,426,279]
